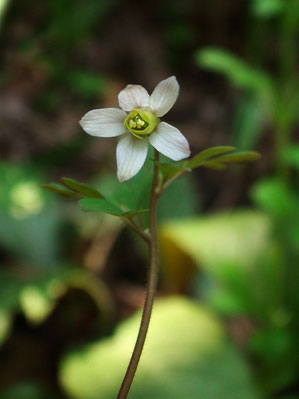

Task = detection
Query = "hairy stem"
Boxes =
[116,150,160,399]
[123,218,151,244]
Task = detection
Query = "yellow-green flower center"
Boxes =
[124,109,160,139]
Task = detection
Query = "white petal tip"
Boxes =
[150,76,180,117]
[117,173,128,183]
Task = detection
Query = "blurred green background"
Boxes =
[0,0,298,398]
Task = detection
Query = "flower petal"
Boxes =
[116,135,148,182]
[118,85,150,111]
[149,76,179,117]
[149,122,190,161]
[80,108,127,137]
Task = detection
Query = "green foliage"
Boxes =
[251,178,298,219]
[232,96,265,150]
[160,211,279,319]
[40,183,82,199]
[160,209,298,394]
[282,146,299,169]
[183,147,260,171]
[64,69,108,99]
[61,178,103,198]
[251,0,285,18]
[0,264,113,346]
[195,48,273,99]
[1,382,54,399]
[186,146,236,168]
[0,164,62,267]
[42,148,258,222]
[48,0,117,48]
[154,161,189,180]
[60,297,260,399]
[79,197,148,218]
[157,174,199,221]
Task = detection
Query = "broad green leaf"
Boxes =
[60,297,260,399]
[92,155,154,216]
[196,48,273,98]
[213,151,261,164]
[40,183,82,199]
[158,174,199,221]
[62,177,103,198]
[0,164,62,267]
[159,211,284,319]
[113,161,152,211]
[79,198,124,216]
[186,146,236,169]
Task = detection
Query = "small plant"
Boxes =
[42,76,259,399]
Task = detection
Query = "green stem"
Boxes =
[116,150,160,399]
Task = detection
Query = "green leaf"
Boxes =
[79,198,124,216]
[251,178,298,218]
[158,174,199,221]
[122,209,149,218]
[232,95,265,150]
[282,146,299,170]
[40,183,82,199]
[79,197,148,218]
[251,0,285,18]
[186,146,236,169]
[60,297,260,399]
[62,177,104,198]
[201,151,261,170]
[214,151,261,164]
[195,48,273,98]
[160,211,284,319]
[0,164,62,267]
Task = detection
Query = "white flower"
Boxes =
[80,76,190,182]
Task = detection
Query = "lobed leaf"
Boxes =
[186,146,236,169]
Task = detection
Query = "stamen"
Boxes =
[124,108,160,138]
